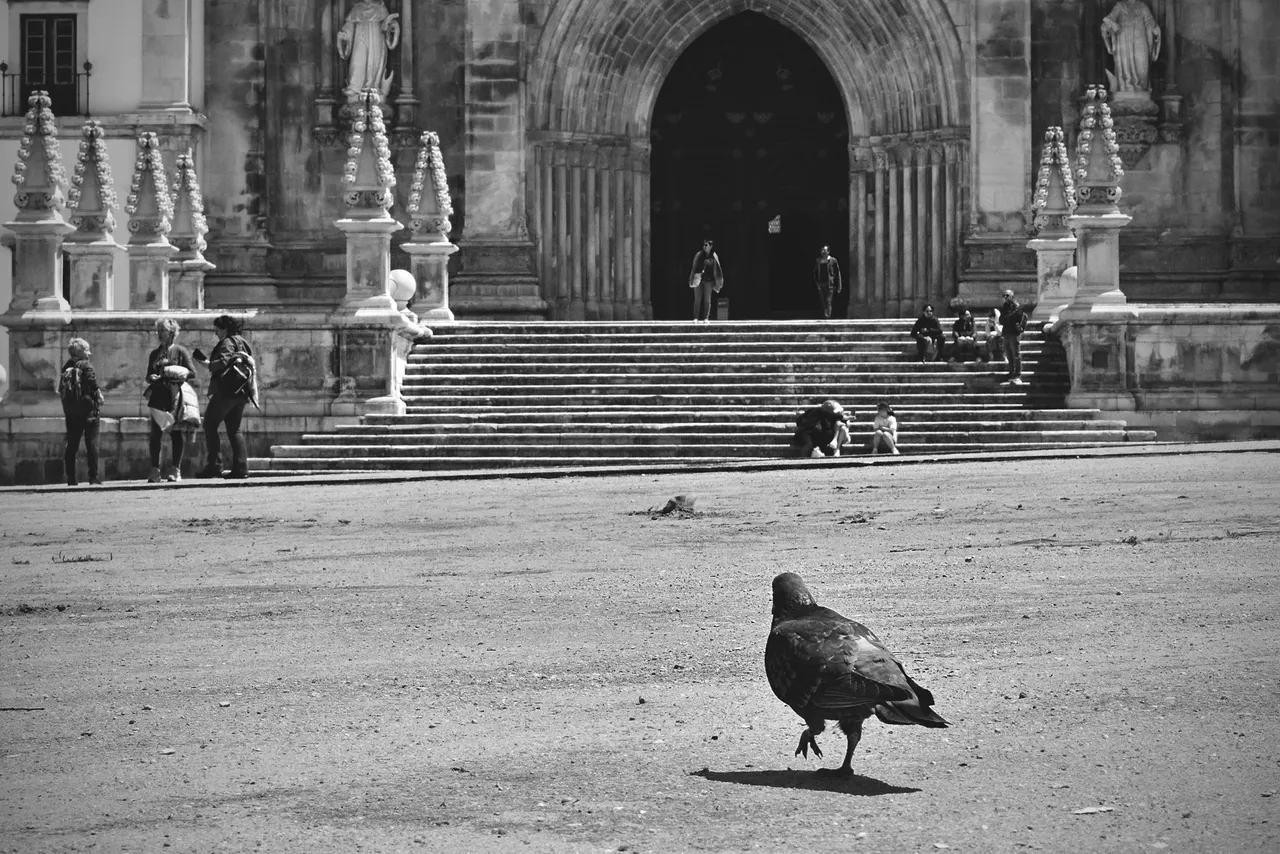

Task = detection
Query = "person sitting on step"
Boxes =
[869,402,900,455]
[910,304,944,362]
[792,399,851,458]
[981,308,1003,362]
[950,308,977,363]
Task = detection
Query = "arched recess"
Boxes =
[526,0,970,319]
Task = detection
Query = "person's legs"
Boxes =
[84,419,101,484]
[883,433,900,454]
[199,394,230,475]
[698,282,715,321]
[165,429,186,480]
[224,399,249,478]
[1009,334,1022,379]
[932,332,944,361]
[146,419,164,482]
[64,417,84,486]
[818,284,833,318]
[691,284,702,321]
[915,336,928,361]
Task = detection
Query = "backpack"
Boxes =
[218,341,255,398]
[59,361,93,415]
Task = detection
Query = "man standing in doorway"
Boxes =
[812,245,842,319]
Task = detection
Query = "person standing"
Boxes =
[194,315,255,480]
[59,338,104,486]
[144,318,198,483]
[910,304,945,362]
[812,245,842,319]
[688,239,723,323]
[999,290,1027,385]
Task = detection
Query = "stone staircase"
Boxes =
[258,320,1159,473]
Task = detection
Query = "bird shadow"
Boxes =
[689,767,921,796]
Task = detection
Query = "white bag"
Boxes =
[690,272,702,289]
[149,407,175,432]
[179,382,201,427]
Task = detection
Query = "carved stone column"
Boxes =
[64,121,121,310]
[901,148,915,314]
[401,131,459,323]
[1028,127,1078,323]
[872,148,887,315]
[334,91,403,320]
[168,150,215,310]
[4,93,73,317]
[125,133,176,310]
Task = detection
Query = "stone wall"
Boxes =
[0,309,419,485]
[1052,303,1280,441]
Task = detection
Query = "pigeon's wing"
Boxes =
[766,617,911,716]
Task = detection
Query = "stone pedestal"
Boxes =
[169,258,215,309]
[127,241,176,309]
[3,220,74,315]
[63,239,122,310]
[1027,236,1078,323]
[335,215,403,319]
[1060,212,1132,318]
[452,238,547,319]
[402,236,459,323]
[1108,92,1159,168]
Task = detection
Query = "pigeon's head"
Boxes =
[771,572,817,623]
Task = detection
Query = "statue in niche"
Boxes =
[337,0,401,102]
[1101,0,1161,95]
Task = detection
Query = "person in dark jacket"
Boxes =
[59,337,104,486]
[792,400,852,458]
[194,314,254,479]
[999,290,1027,384]
[812,245,842,319]
[144,317,198,483]
[910,304,944,362]
[689,239,724,323]
[950,308,977,362]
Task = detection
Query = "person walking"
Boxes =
[812,245,842,319]
[58,338,104,486]
[194,315,256,480]
[999,290,1027,385]
[144,318,198,483]
[688,239,723,323]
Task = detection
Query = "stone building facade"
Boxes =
[185,0,1278,324]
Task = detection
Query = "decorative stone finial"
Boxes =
[169,149,209,259]
[342,89,396,216]
[11,91,68,221]
[1031,126,1076,238]
[407,130,453,239]
[66,120,118,240]
[125,132,173,243]
[1074,86,1125,214]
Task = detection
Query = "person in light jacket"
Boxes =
[689,239,723,323]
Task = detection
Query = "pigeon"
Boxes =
[764,572,948,775]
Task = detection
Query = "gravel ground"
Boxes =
[1,452,1277,853]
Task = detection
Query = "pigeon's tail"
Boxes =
[872,674,949,728]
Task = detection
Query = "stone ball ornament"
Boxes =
[389,268,417,308]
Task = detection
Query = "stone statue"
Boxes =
[1101,0,1161,94]
[337,0,401,102]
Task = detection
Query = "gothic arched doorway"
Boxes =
[649,13,849,321]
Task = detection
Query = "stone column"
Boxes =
[1028,128,1078,323]
[1062,88,1132,316]
[335,91,402,320]
[872,149,887,316]
[168,150,214,310]
[914,146,928,306]
[967,0,1034,303]
[454,0,544,318]
[65,122,122,311]
[403,131,459,323]
[139,0,192,111]
[4,92,73,316]
[125,133,175,310]
[901,148,915,314]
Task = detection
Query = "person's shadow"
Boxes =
[690,767,921,796]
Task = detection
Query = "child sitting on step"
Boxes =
[869,402,900,455]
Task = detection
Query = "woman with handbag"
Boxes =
[688,239,723,323]
[194,314,256,480]
[144,317,198,483]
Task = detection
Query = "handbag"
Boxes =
[179,381,202,427]
[149,407,175,433]
[690,272,702,289]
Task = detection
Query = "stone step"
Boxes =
[257,441,1168,472]
[331,418,1128,435]
[400,393,1065,409]
[283,429,1149,451]
[364,407,1102,423]
[404,362,1064,377]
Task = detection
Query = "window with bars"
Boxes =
[21,14,78,115]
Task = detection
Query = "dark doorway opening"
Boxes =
[650,12,849,320]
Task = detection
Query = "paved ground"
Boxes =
[1,449,1278,853]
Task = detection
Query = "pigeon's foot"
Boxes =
[794,729,823,760]
[814,765,855,778]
